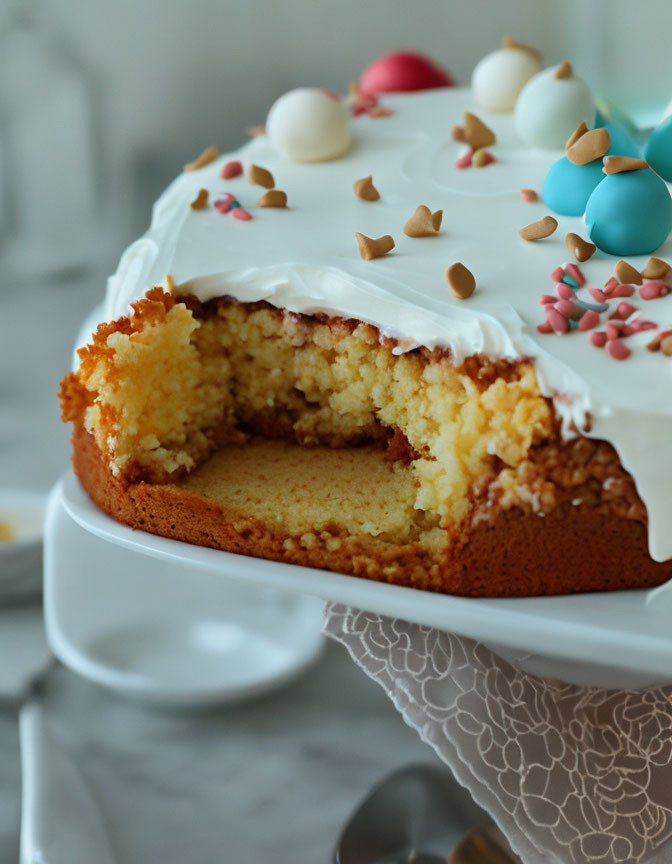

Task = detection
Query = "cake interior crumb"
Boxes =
[70,294,553,552]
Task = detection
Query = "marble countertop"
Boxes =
[0,267,445,862]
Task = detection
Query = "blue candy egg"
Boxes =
[602,121,640,158]
[585,168,672,256]
[543,156,605,216]
[645,116,672,182]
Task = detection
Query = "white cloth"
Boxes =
[323,604,672,864]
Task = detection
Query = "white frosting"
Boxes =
[472,48,541,113]
[105,88,672,562]
[266,88,352,162]
[515,64,594,149]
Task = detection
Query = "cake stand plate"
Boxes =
[57,471,672,689]
[44,479,325,706]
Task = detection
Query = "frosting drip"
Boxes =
[105,88,672,562]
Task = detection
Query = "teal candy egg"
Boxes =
[543,156,605,216]
[645,116,672,182]
[602,121,640,158]
[585,168,672,256]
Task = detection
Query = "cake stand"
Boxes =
[50,470,672,690]
[44,480,325,706]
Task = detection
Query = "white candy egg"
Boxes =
[472,47,541,113]
[514,64,594,149]
[266,87,352,163]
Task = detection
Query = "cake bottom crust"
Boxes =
[70,421,672,598]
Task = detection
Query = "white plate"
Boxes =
[45,482,325,706]
[0,488,46,602]
[57,471,672,689]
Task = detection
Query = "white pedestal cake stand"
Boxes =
[46,471,672,691]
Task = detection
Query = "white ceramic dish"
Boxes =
[56,471,672,689]
[0,488,46,602]
[44,483,325,706]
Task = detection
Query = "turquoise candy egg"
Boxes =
[645,116,672,182]
[602,121,640,158]
[585,168,672,256]
[543,156,605,216]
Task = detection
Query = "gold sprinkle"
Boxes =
[642,257,671,280]
[502,34,542,62]
[0,521,13,543]
[403,205,443,237]
[603,156,649,175]
[463,112,496,150]
[554,60,573,79]
[662,335,672,357]
[565,121,589,151]
[165,274,176,294]
[519,188,539,203]
[246,125,265,137]
[566,127,611,165]
[519,215,558,241]
[355,232,395,261]
[257,189,287,208]
[446,262,476,300]
[565,232,596,262]
[184,145,219,172]
[247,164,275,189]
[615,260,642,285]
[353,175,380,202]
[451,125,467,143]
[190,188,209,210]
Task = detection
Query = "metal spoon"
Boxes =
[333,763,498,864]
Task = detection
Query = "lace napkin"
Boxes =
[323,603,672,864]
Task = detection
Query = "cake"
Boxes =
[59,47,672,597]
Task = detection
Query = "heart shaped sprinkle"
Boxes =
[615,260,642,285]
[565,232,596,262]
[403,205,443,237]
[353,176,380,201]
[565,121,589,151]
[190,188,209,210]
[463,112,496,150]
[603,156,649,175]
[355,232,395,260]
[554,60,573,79]
[247,164,275,188]
[184,145,219,172]
[519,215,558,241]
[257,189,287,208]
[445,262,476,299]
[641,257,670,280]
[566,127,611,165]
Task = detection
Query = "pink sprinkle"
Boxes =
[321,89,340,102]
[565,263,586,286]
[640,280,669,300]
[478,151,495,167]
[520,188,538,203]
[550,266,565,283]
[611,284,635,298]
[554,299,580,319]
[605,322,622,341]
[625,319,657,334]
[537,321,553,334]
[588,288,608,303]
[368,106,395,118]
[221,160,243,180]
[590,332,607,347]
[611,302,638,320]
[556,283,576,301]
[608,338,631,361]
[540,294,557,305]
[214,193,235,213]
[351,104,369,117]
[578,310,600,331]
[232,207,252,221]
[604,277,619,294]
[455,149,473,170]
[547,307,570,334]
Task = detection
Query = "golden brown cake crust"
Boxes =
[69,419,672,598]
